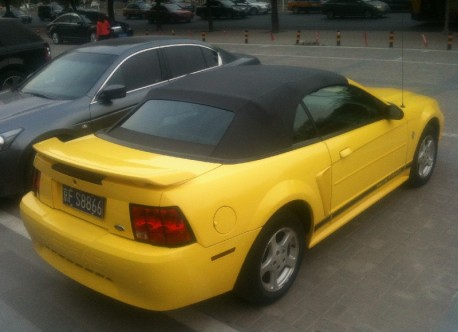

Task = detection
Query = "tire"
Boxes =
[235,210,305,305]
[23,150,37,194]
[0,70,24,90]
[90,32,97,43]
[408,125,438,187]
[51,32,61,44]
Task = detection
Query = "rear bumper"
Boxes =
[20,192,257,311]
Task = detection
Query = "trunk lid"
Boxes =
[34,136,221,240]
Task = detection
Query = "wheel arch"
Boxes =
[272,200,313,240]
[247,177,324,238]
[425,117,441,140]
[0,65,26,87]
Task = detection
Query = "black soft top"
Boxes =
[108,65,348,162]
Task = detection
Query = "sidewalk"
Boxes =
[135,27,457,51]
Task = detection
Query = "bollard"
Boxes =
[245,30,248,44]
[145,30,149,35]
[201,31,206,42]
[296,30,301,45]
[447,33,453,50]
[315,31,320,45]
[336,30,341,46]
[389,31,394,48]
[172,29,175,36]
[364,32,368,47]
[422,34,428,48]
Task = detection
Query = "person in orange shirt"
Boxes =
[96,16,111,41]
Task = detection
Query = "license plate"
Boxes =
[63,185,105,219]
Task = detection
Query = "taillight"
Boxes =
[45,44,52,62]
[32,168,41,197]
[130,205,195,247]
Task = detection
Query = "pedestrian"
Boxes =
[96,16,111,41]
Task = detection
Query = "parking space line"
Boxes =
[0,210,30,239]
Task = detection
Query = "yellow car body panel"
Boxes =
[20,77,444,310]
[21,192,259,311]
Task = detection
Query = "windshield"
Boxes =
[164,3,182,10]
[22,52,117,99]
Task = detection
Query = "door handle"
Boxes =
[340,147,352,158]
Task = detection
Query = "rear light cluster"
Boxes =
[32,168,41,197]
[130,204,195,247]
[45,44,52,62]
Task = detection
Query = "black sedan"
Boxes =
[322,0,390,18]
[46,10,133,44]
[0,36,260,198]
[196,0,247,19]
[146,3,194,23]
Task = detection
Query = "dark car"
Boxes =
[0,36,260,197]
[322,0,390,18]
[196,0,247,19]
[46,10,133,44]
[122,2,152,19]
[383,0,410,11]
[1,7,33,23]
[0,18,51,90]
[166,0,196,12]
[146,3,194,23]
[37,2,65,21]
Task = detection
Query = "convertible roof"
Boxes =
[145,64,347,113]
[108,65,348,162]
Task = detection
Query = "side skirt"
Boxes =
[308,165,410,248]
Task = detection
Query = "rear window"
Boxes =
[121,100,234,146]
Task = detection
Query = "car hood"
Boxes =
[0,90,70,121]
[34,136,222,187]
[366,87,416,105]
[367,87,439,119]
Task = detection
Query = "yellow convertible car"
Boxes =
[21,65,444,311]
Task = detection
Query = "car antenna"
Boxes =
[400,12,405,108]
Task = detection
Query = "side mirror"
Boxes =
[98,84,126,103]
[386,104,404,120]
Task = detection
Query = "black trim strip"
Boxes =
[52,163,105,185]
[211,248,236,261]
[314,163,411,232]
